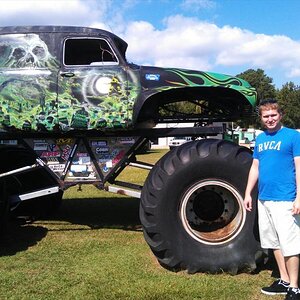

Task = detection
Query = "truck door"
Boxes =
[0,32,59,131]
[58,37,129,130]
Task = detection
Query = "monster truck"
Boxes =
[0,26,260,274]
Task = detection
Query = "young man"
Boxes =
[244,99,300,300]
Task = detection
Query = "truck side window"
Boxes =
[64,38,118,66]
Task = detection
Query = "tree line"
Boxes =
[237,68,300,129]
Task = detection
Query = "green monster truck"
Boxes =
[0,26,260,274]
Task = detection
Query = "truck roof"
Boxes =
[0,25,128,59]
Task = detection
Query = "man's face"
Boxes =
[260,108,282,132]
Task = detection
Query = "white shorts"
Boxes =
[258,200,300,256]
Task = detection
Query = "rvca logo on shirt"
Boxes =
[258,141,281,152]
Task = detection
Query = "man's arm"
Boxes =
[292,156,300,215]
[243,158,259,212]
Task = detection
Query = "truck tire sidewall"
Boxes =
[140,139,260,273]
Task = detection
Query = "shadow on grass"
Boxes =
[0,196,141,256]
[0,222,48,256]
[52,197,141,231]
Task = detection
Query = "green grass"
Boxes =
[0,149,281,300]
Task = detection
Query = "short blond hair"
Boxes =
[258,99,283,116]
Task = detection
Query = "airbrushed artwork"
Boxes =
[0,33,139,131]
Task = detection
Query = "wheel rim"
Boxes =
[180,180,246,245]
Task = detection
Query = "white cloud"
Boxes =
[288,68,300,77]
[124,16,220,70]
[181,0,216,11]
[0,0,105,26]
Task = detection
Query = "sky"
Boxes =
[1,0,300,88]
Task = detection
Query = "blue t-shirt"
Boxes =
[253,127,300,201]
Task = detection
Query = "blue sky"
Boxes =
[127,0,300,39]
[1,0,300,88]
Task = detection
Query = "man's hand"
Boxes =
[293,157,300,215]
[292,198,300,215]
[243,159,258,213]
[243,195,252,212]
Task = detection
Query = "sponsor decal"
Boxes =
[70,164,88,172]
[78,156,90,164]
[145,73,160,81]
[91,140,107,147]
[111,149,119,156]
[0,140,18,145]
[106,160,113,168]
[102,166,109,173]
[61,145,71,161]
[95,147,110,154]
[48,144,59,151]
[41,151,60,158]
[34,142,48,151]
[56,138,73,145]
[118,137,135,144]
[113,149,126,164]
[46,157,59,164]
[48,164,65,172]
[98,155,113,163]
[77,152,89,157]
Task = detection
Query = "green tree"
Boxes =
[236,68,276,128]
[237,68,276,103]
[277,82,300,128]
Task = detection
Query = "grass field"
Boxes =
[0,149,283,300]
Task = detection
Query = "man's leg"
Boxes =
[274,249,290,283]
[285,255,299,288]
[260,249,290,295]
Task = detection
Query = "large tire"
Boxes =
[140,139,261,274]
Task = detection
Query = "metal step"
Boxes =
[10,186,60,206]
